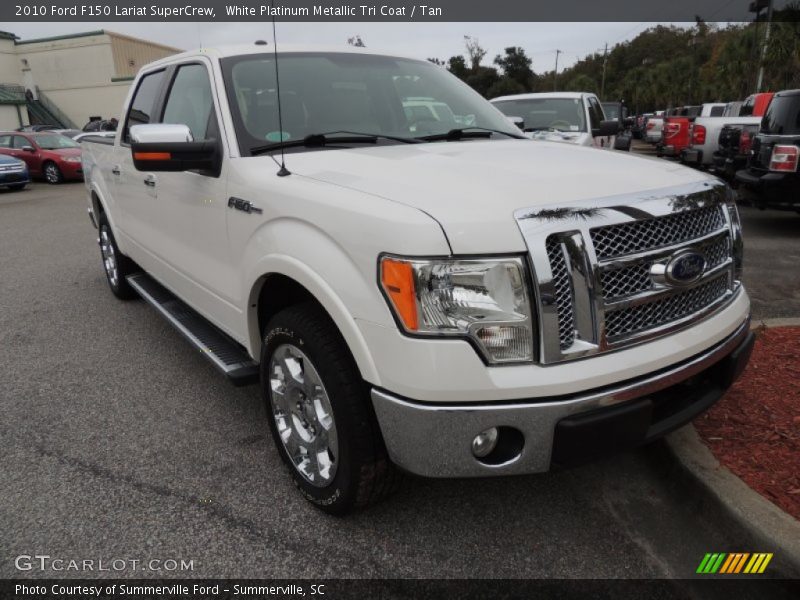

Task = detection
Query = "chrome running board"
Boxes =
[127,273,259,387]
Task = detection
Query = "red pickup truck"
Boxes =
[657,105,703,158]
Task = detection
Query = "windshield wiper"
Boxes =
[416,127,526,142]
[250,131,420,156]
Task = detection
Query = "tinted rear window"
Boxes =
[760,94,800,135]
[709,105,724,117]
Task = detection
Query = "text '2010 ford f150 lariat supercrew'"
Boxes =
[83,44,754,514]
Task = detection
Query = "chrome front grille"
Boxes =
[604,274,730,339]
[600,233,731,300]
[514,181,743,363]
[546,237,576,350]
[591,205,725,259]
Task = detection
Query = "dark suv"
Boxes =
[736,89,800,211]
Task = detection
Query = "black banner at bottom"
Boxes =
[2,579,799,600]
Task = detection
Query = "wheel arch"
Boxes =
[247,263,381,386]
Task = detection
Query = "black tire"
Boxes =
[43,161,63,184]
[97,214,138,300]
[8,183,26,191]
[261,303,401,514]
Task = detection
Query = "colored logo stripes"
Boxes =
[696,552,773,574]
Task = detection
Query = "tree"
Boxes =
[562,74,597,93]
[463,36,487,72]
[493,47,535,90]
[427,58,445,66]
[487,78,526,99]
[447,55,470,81]
[466,67,500,98]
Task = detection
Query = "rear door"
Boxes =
[113,68,168,249]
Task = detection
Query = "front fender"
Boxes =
[245,252,382,385]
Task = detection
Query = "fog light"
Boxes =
[472,427,499,458]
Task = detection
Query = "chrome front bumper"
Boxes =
[371,318,752,478]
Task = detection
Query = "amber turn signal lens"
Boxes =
[133,152,171,160]
[380,258,418,331]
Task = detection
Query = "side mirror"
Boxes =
[614,134,632,151]
[593,119,620,137]
[22,146,35,152]
[130,124,220,175]
[507,116,525,130]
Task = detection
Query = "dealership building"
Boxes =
[0,30,179,130]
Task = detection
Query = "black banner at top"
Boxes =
[3,0,799,22]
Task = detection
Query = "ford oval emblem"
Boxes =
[665,250,707,285]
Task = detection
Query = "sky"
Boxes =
[5,21,684,72]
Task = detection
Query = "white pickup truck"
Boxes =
[83,44,753,514]
[490,92,620,147]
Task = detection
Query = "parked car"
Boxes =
[73,131,117,143]
[0,154,30,190]
[644,114,664,143]
[658,105,708,158]
[15,124,59,132]
[53,129,85,139]
[736,89,800,211]
[83,44,752,513]
[681,110,769,170]
[0,131,83,183]
[490,92,618,147]
[740,92,774,118]
[722,101,743,118]
[711,93,775,179]
[82,119,118,132]
[712,123,760,180]
[632,112,653,139]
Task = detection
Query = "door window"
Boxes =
[162,64,217,141]
[0,135,11,148]
[587,97,604,131]
[123,69,166,143]
[12,136,30,149]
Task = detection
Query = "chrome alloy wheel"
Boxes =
[100,227,118,287]
[44,163,60,183]
[268,344,339,487]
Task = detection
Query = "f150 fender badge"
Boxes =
[650,249,707,286]
[228,197,263,214]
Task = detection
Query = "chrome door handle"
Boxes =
[143,176,156,187]
[111,165,121,175]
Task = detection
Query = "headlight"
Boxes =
[379,255,534,363]
[63,156,82,163]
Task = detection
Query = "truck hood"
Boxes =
[288,139,713,254]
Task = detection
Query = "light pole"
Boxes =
[755,0,774,92]
[553,49,561,91]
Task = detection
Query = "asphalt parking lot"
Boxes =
[1,182,798,586]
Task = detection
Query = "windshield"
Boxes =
[492,97,587,132]
[34,134,80,149]
[221,52,520,154]
[760,94,800,135]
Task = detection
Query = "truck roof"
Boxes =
[490,92,589,102]
[142,43,424,69]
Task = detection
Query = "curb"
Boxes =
[666,425,800,577]
[752,317,800,330]
[665,320,800,576]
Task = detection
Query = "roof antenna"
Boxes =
[270,0,290,177]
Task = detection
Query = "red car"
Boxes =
[0,131,83,183]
